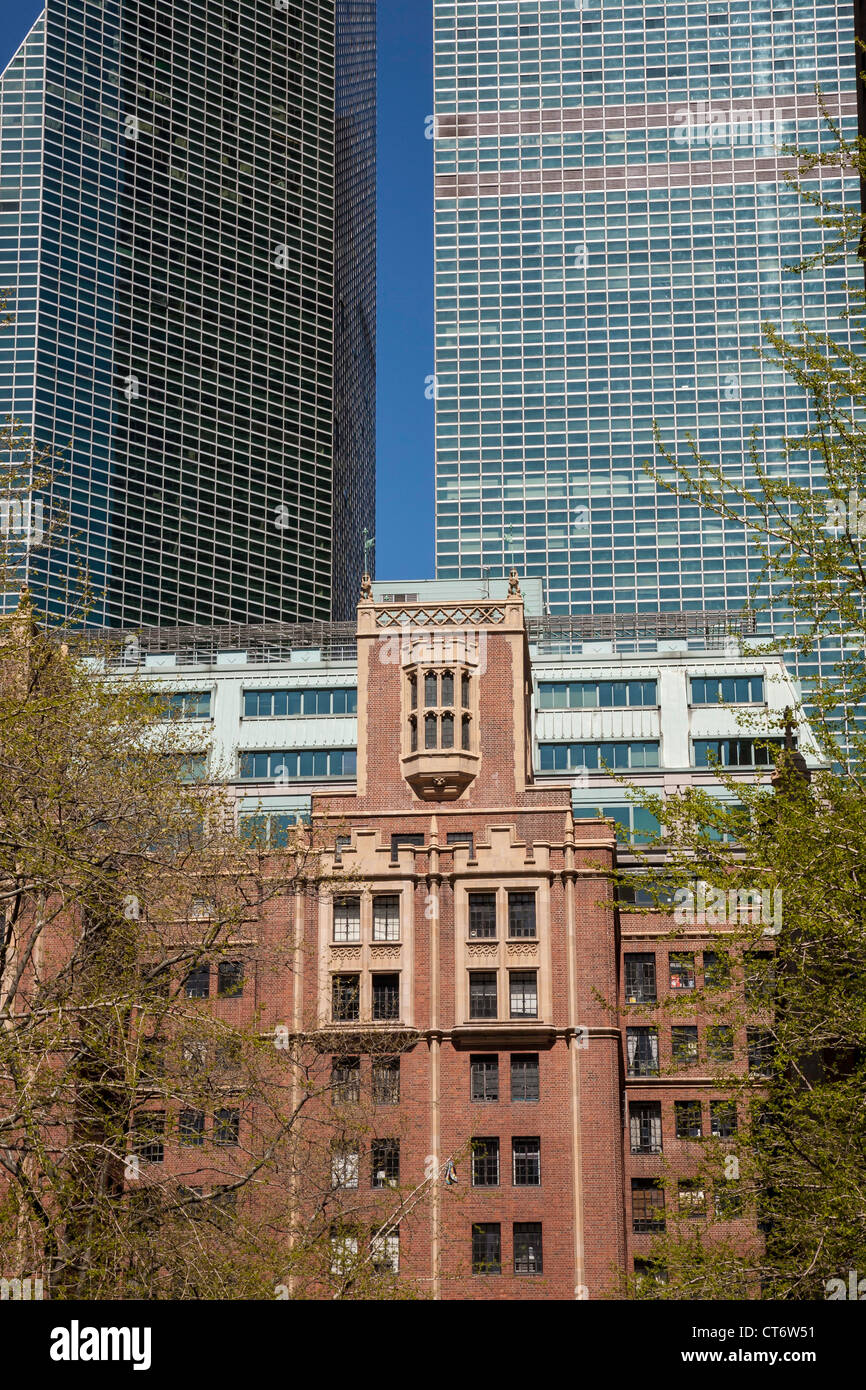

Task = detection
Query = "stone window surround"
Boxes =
[454,878,552,1025]
[319,883,414,1027]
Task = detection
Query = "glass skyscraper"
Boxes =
[432,1,858,644]
[0,0,375,626]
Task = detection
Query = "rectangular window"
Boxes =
[184,964,209,999]
[626,1027,659,1076]
[511,1053,540,1102]
[690,676,763,705]
[469,971,497,1019]
[632,1179,666,1233]
[472,1222,501,1274]
[164,690,211,719]
[624,953,656,1004]
[332,1056,361,1105]
[372,1057,400,1105]
[371,1139,400,1188]
[214,1107,240,1147]
[675,1100,703,1139]
[509,971,538,1019]
[371,1230,400,1274]
[693,738,783,768]
[507,891,536,938]
[513,1222,543,1275]
[715,1182,743,1220]
[331,1147,359,1189]
[678,1180,707,1218]
[447,831,474,856]
[703,950,731,989]
[471,1137,500,1187]
[672,1026,699,1067]
[179,1109,205,1147]
[333,897,361,943]
[706,1025,734,1064]
[629,1102,663,1154]
[669,952,695,991]
[711,1100,738,1139]
[468,892,497,938]
[373,895,400,942]
[239,748,356,780]
[243,687,357,717]
[512,1137,541,1186]
[538,680,657,709]
[132,1112,165,1164]
[217,960,244,998]
[391,833,423,861]
[332,974,360,1022]
[539,740,660,772]
[372,974,400,1021]
[470,1054,499,1102]
[744,951,775,1005]
[747,1028,775,1076]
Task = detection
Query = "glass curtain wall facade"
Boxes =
[0,0,375,626]
[432,1,858,653]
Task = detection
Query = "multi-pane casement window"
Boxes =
[371,1139,400,1188]
[626,1027,659,1076]
[214,1108,240,1147]
[331,1146,360,1190]
[371,1231,400,1275]
[632,1179,666,1233]
[333,897,361,943]
[179,1109,205,1147]
[243,688,357,717]
[690,676,764,706]
[391,833,424,861]
[629,1102,663,1154]
[507,892,536,938]
[471,1137,500,1187]
[511,1054,540,1102]
[744,951,775,1005]
[447,831,474,856]
[468,892,497,939]
[408,666,473,753]
[669,952,695,992]
[624,953,656,1004]
[184,965,210,999]
[671,1026,699,1067]
[711,1101,738,1139]
[372,895,400,942]
[509,971,538,1019]
[332,974,360,1022]
[132,1113,165,1165]
[512,1137,541,1186]
[703,950,731,989]
[678,1180,707,1218]
[513,1223,543,1275]
[470,1055,499,1102]
[469,971,498,1019]
[693,738,785,769]
[217,961,244,998]
[747,1028,775,1076]
[472,1223,501,1275]
[239,749,357,780]
[372,1058,401,1105]
[675,1101,703,1139]
[161,690,211,719]
[372,974,400,1022]
[539,740,660,773]
[538,680,657,710]
[332,1056,361,1105]
[706,1025,735,1064]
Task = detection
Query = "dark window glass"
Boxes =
[184,964,209,999]
[703,950,731,988]
[627,1027,659,1076]
[214,1107,240,1147]
[512,1137,540,1186]
[462,715,471,750]
[629,1102,663,1153]
[711,1100,738,1138]
[425,712,438,748]
[424,671,438,706]
[371,1139,400,1188]
[409,716,418,751]
[707,1025,734,1063]
[179,1109,205,1146]
[441,712,454,747]
[217,960,244,998]
[511,1053,540,1102]
[440,671,454,706]
[469,892,497,938]
[507,892,536,938]
[469,971,497,1018]
[470,1055,499,1102]
[624,953,656,1004]
[513,1222,543,1275]
[744,952,775,1005]
[471,1137,500,1186]
[672,1026,699,1067]
[461,672,471,708]
[332,1056,361,1104]
[132,1112,165,1164]
[447,831,474,856]
[372,1057,400,1104]
[674,1100,703,1139]
[391,833,423,861]
[747,1028,775,1076]
[372,974,400,1021]
[632,1179,665,1233]
[409,674,417,710]
[472,1222,501,1274]
[332,974,360,1022]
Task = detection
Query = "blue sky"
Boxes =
[0,0,435,583]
